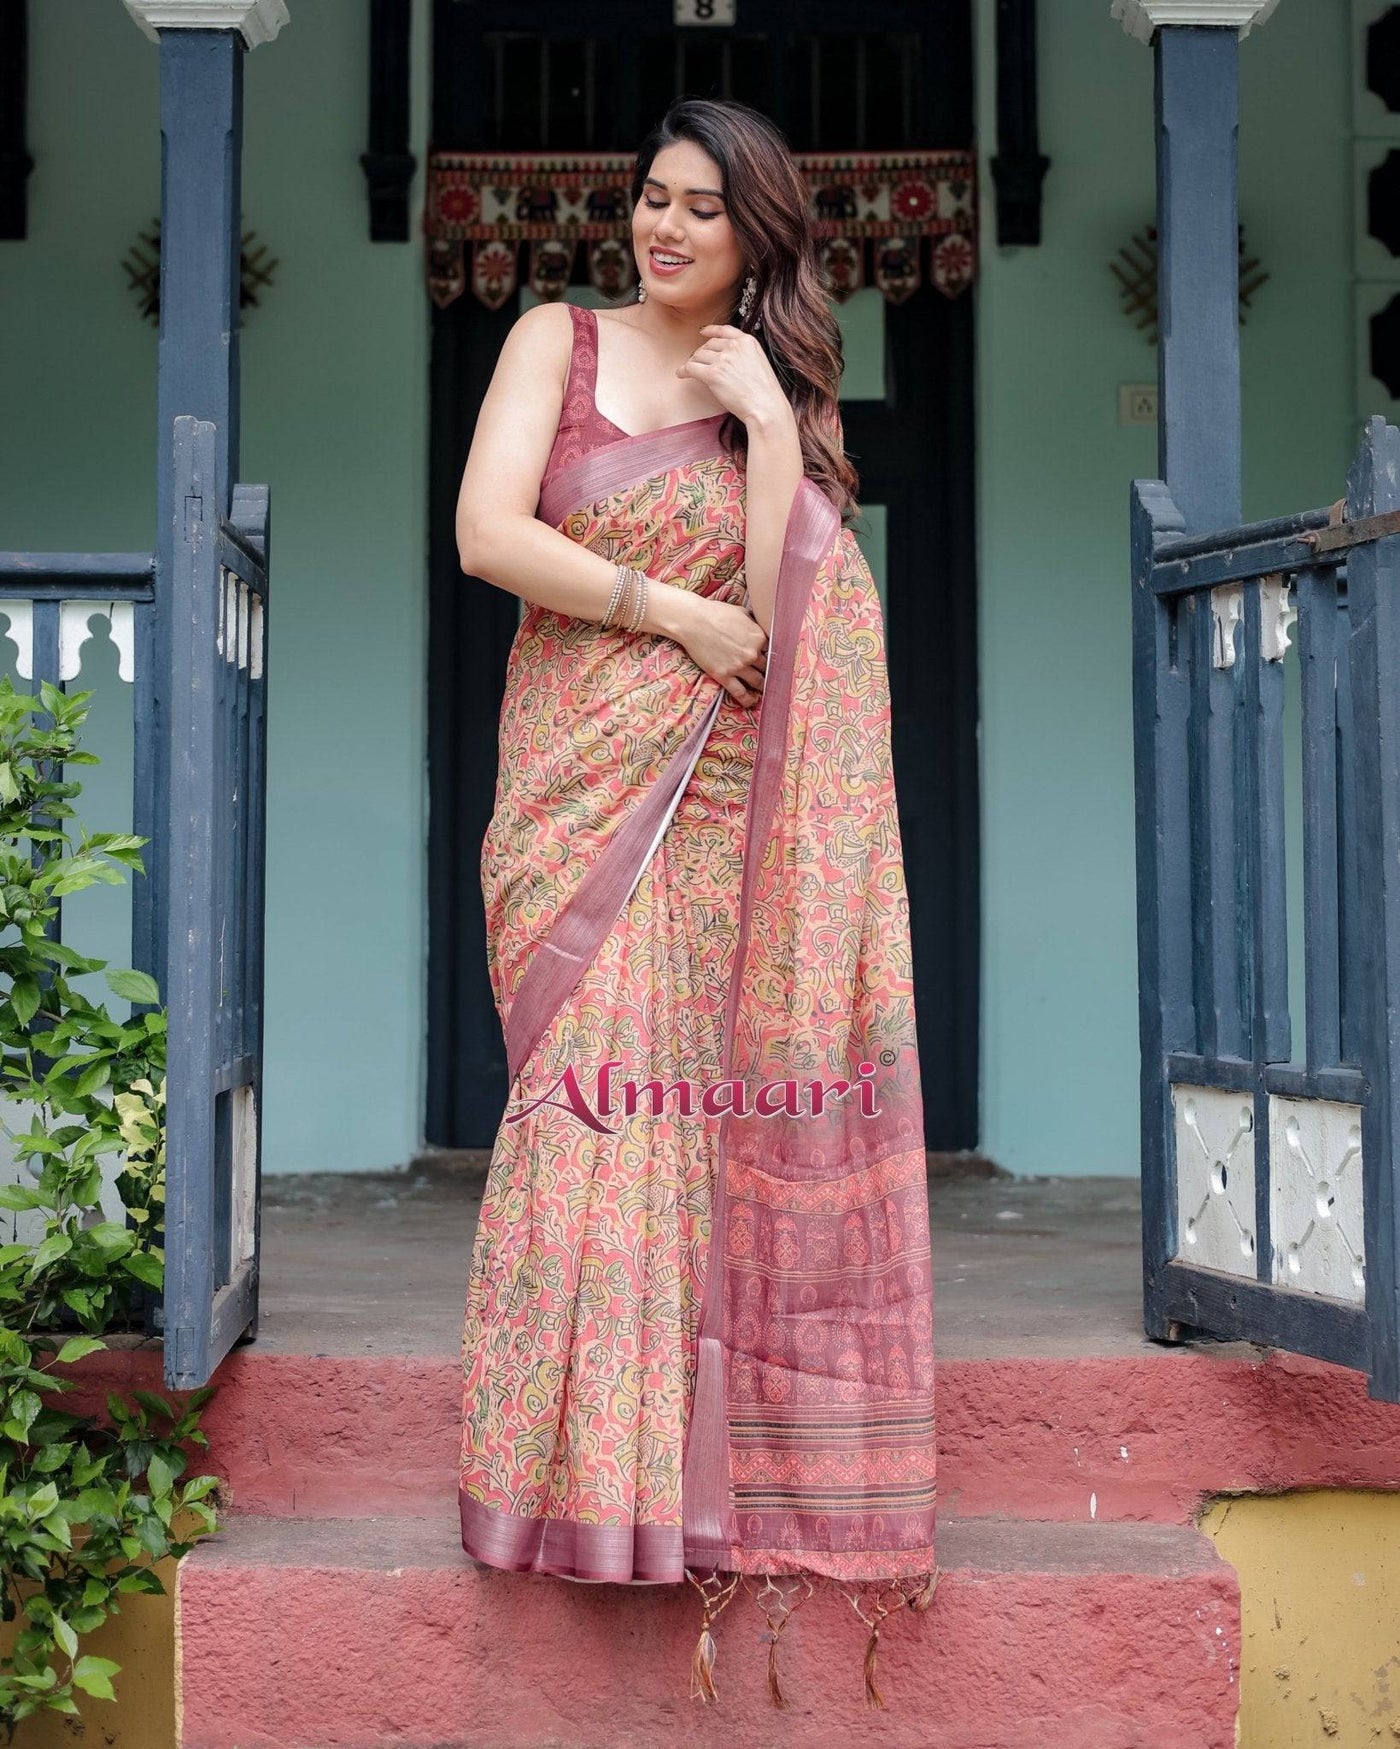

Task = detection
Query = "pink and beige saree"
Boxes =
[459,395,939,1702]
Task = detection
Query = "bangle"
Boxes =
[629,570,649,634]
[601,562,629,629]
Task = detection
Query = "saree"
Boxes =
[460,408,940,1704]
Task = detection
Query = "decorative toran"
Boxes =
[423,149,977,311]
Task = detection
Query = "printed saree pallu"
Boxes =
[460,414,940,1700]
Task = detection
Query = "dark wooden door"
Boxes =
[427,0,978,1150]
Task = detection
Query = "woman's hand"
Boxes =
[677,324,792,431]
[671,592,770,707]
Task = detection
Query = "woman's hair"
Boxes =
[630,97,859,525]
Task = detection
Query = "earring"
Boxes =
[737,273,757,323]
[637,281,647,303]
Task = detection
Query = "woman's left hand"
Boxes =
[677,324,793,429]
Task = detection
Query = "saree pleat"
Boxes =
[460,415,940,1696]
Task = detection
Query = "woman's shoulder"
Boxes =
[500,300,577,376]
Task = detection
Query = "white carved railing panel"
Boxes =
[1268,1094,1366,1304]
[1172,1082,1258,1277]
[0,600,137,683]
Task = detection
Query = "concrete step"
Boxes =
[73,1336,1400,1525]
[174,1510,1239,1749]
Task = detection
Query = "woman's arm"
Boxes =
[739,403,804,637]
[672,324,804,638]
[456,303,771,705]
[455,302,695,640]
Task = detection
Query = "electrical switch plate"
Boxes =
[1120,383,1158,424]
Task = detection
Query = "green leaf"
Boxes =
[25,1481,60,1519]
[74,1057,110,1097]
[9,1389,41,1436]
[0,1183,49,1211]
[83,1223,134,1259]
[10,974,40,1024]
[51,1615,77,1657]
[114,1569,166,1595]
[120,1251,163,1289]
[145,1451,176,1497]
[103,968,161,1005]
[55,1335,106,1364]
[72,1655,120,1700]
[27,1232,73,1274]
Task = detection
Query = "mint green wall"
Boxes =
[0,0,430,1173]
[973,1,1352,1175]
[0,2,1355,1179]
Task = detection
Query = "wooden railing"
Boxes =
[0,414,270,1388]
[1132,412,1400,1403]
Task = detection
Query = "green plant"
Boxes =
[0,677,221,1739]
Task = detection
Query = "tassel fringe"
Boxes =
[685,1568,741,1703]
[681,1566,943,1709]
[744,1574,815,1708]
[841,1580,919,1709]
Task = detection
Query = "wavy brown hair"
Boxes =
[630,97,859,525]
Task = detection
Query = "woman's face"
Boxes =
[632,139,745,314]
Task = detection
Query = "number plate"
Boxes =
[674,0,736,24]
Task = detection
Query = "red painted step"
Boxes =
[70,1338,1400,1525]
[174,1511,1239,1749]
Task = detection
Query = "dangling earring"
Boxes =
[737,273,758,325]
[636,282,647,302]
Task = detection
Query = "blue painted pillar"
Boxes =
[153,28,244,530]
[125,2,283,995]
[1154,25,1243,531]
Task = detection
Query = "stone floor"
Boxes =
[253,1151,1259,1365]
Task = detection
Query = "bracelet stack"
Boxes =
[601,561,649,634]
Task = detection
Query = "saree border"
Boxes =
[537,416,726,528]
[503,687,723,1088]
[680,474,842,1570]
[459,1489,684,1585]
[505,418,742,1089]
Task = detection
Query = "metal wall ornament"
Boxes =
[423,149,978,312]
[123,217,278,325]
[1111,220,1267,343]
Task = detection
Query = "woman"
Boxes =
[454,96,939,1708]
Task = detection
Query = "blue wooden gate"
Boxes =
[158,418,270,1388]
[2,15,275,1390]
[1134,414,1400,1402]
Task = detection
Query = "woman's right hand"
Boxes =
[672,594,770,706]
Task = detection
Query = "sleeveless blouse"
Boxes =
[540,303,637,487]
[537,304,727,510]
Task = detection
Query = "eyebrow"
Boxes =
[644,175,725,199]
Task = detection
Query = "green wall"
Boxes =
[973,0,1353,1175]
[0,1,1356,1177]
[0,0,430,1173]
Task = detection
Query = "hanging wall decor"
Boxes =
[423,148,978,312]
[1110,221,1267,344]
[123,217,278,325]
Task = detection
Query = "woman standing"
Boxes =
[454,96,939,1707]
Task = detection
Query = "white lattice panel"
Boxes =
[1268,1095,1366,1304]
[1172,1082,1258,1277]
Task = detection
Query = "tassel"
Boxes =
[692,1623,718,1703]
[863,1620,886,1709]
[685,1568,740,1703]
[746,1574,814,1709]
[842,1581,915,1710]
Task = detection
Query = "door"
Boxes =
[426,0,979,1150]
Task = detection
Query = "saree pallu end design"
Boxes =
[462,429,940,1709]
[680,474,940,1707]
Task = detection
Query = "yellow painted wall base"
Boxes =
[0,1554,177,1749]
[1201,1491,1400,1748]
